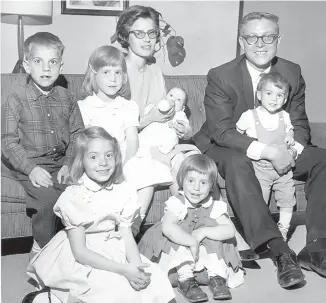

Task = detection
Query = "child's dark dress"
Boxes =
[138,193,244,288]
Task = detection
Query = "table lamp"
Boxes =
[1,0,53,73]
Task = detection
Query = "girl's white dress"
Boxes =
[78,95,172,190]
[27,175,175,303]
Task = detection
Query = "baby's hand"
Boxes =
[284,135,295,147]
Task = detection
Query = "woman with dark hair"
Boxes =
[111,6,199,232]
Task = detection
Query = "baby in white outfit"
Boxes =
[138,87,190,157]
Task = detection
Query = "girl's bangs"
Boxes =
[94,54,125,71]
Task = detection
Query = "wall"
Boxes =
[242,1,326,122]
[1,0,240,76]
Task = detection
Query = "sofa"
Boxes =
[2,73,326,240]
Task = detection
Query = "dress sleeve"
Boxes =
[124,100,140,129]
[210,200,228,220]
[53,185,95,230]
[77,99,92,127]
[164,196,188,220]
[119,183,139,228]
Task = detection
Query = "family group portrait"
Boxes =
[1,0,326,302]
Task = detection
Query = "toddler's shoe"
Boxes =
[177,277,208,303]
[208,275,232,300]
[277,223,289,242]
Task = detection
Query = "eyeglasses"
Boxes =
[241,34,279,45]
[129,29,159,39]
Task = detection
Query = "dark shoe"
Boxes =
[297,247,326,277]
[239,249,259,261]
[275,250,305,288]
[177,278,208,303]
[194,269,209,285]
[21,287,51,303]
[208,275,232,300]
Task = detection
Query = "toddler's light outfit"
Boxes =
[237,107,296,239]
[138,103,199,168]
[138,192,244,288]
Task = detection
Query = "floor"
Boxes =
[2,225,326,303]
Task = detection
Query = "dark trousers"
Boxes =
[205,145,326,249]
[14,170,67,248]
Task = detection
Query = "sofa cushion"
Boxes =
[1,162,26,203]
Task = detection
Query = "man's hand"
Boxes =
[284,135,295,147]
[29,166,53,188]
[57,165,69,184]
[173,119,191,139]
[261,143,295,175]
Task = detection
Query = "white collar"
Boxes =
[90,94,124,109]
[246,60,271,83]
[178,191,213,209]
[79,174,113,192]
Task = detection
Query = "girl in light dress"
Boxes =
[138,154,245,301]
[77,45,173,235]
[26,126,175,303]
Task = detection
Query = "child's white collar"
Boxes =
[178,190,213,209]
[79,173,113,192]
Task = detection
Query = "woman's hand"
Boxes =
[148,103,175,123]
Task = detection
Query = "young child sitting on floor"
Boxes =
[26,126,176,303]
[138,154,244,302]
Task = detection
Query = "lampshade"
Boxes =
[1,1,53,26]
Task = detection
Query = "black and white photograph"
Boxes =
[1,1,326,303]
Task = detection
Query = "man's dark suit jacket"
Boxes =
[193,54,311,155]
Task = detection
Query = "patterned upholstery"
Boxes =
[1,73,325,239]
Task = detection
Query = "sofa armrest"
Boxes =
[1,161,26,203]
[310,123,326,149]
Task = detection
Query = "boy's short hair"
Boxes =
[176,154,218,193]
[24,32,65,60]
[239,12,279,35]
[257,72,290,97]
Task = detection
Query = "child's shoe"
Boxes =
[177,277,208,303]
[208,275,232,300]
[277,222,289,241]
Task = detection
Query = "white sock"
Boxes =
[177,263,195,282]
[278,210,292,228]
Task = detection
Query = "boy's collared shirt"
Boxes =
[1,79,84,175]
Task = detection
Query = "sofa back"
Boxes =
[1,73,207,135]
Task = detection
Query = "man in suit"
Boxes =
[193,12,326,288]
